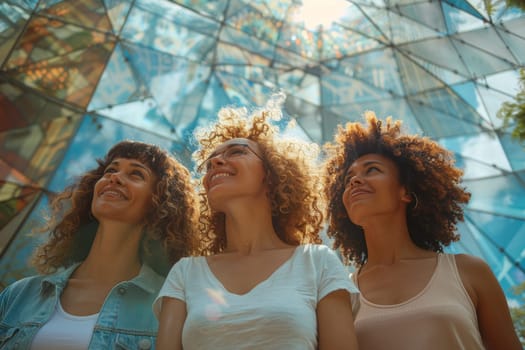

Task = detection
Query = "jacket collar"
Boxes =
[39,263,162,294]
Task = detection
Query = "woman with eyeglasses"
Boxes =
[154,94,359,350]
[323,112,521,350]
[0,141,199,349]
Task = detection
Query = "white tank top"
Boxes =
[31,300,99,350]
[353,254,484,350]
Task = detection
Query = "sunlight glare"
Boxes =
[297,0,349,30]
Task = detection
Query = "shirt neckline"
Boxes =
[202,245,302,297]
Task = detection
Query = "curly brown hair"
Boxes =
[324,111,471,267]
[32,140,199,275]
[193,94,323,254]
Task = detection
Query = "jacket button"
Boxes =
[138,338,151,349]
[117,287,126,295]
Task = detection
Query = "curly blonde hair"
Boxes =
[193,94,323,254]
[32,141,199,275]
[324,111,471,267]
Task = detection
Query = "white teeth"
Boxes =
[102,190,125,198]
[211,173,231,181]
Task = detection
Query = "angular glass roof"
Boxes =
[1,0,524,305]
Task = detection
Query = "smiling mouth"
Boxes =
[351,190,370,197]
[210,172,232,182]
[100,189,127,199]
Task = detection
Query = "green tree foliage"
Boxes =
[510,281,525,346]
[506,0,525,11]
[498,69,525,142]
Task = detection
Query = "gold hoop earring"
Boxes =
[411,192,419,210]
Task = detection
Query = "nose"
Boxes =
[208,153,226,169]
[109,171,123,184]
[348,174,363,188]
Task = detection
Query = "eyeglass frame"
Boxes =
[197,141,265,173]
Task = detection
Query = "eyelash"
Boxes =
[345,166,379,182]
[103,168,145,179]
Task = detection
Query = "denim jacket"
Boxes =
[0,263,164,350]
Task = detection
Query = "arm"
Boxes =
[156,297,187,350]
[456,254,521,350]
[317,289,358,350]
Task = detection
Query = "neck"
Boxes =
[360,213,426,265]
[76,220,144,282]
[221,200,287,255]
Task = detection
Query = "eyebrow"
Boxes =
[208,143,249,158]
[109,160,152,174]
[347,160,383,174]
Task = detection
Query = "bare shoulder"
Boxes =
[453,253,499,307]
[454,253,493,275]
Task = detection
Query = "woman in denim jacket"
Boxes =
[0,141,199,350]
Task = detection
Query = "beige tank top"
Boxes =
[353,254,485,350]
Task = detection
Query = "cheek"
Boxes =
[342,187,352,212]
[202,174,210,192]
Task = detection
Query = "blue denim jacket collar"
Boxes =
[40,263,160,295]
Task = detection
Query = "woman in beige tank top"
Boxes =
[323,112,521,350]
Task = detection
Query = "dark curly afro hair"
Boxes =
[323,111,471,267]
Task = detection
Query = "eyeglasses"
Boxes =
[197,143,264,173]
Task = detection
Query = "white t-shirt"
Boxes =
[153,244,359,350]
[31,300,98,350]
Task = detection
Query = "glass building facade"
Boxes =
[0,0,524,306]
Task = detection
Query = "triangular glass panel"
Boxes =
[448,81,492,126]
[277,22,322,61]
[463,173,525,219]
[409,88,485,127]
[442,1,488,33]
[6,41,115,108]
[0,3,31,66]
[224,2,282,47]
[0,193,44,282]
[396,52,447,95]
[5,15,115,70]
[408,99,482,138]
[439,132,512,172]
[451,38,515,77]
[466,210,525,263]
[402,54,468,86]
[320,23,383,60]
[0,114,83,185]
[0,80,82,131]
[215,70,274,107]
[321,73,392,105]
[394,1,448,33]
[442,0,486,21]
[454,26,518,64]
[336,5,387,44]
[473,83,519,128]
[38,0,113,33]
[483,70,522,97]
[331,48,404,96]
[221,26,276,62]
[453,153,504,180]
[104,0,134,34]
[285,95,322,142]
[174,0,228,21]
[122,2,218,62]
[498,132,525,172]
[398,37,470,77]
[499,16,525,37]
[496,26,525,66]
[88,43,148,111]
[96,99,179,140]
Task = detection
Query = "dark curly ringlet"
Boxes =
[31,140,199,275]
[193,93,323,255]
[323,111,471,267]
